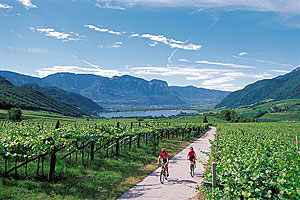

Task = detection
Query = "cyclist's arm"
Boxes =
[157,156,161,164]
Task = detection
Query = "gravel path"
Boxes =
[118,126,216,200]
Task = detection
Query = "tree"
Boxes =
[8,107,22,122]
[55,120,60,129]
[203,115,208,123]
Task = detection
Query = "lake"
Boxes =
[98,110,196,118]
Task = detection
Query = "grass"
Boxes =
[0,133,204,200]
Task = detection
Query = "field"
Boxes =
[0,113,210,199]
[202,123,300,199]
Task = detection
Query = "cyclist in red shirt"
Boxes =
[187,147,197,168]
[157,148,169,177]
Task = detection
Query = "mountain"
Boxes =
[23,83,104,113]
[0,71,230,107]
[170,86,230,105]
[216,68,300,108]
[43,73,185,106]
[0,71,48,86]
[0,76,87,117]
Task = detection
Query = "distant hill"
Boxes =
[0,76,87,117]
[0,71,230,107]
[170,86,230,105]
[0,71,48,86]
[23,83,104,113]
[216,68,300,108]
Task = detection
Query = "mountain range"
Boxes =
[216,67,300,108]
[0,71,230,107]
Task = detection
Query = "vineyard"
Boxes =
[202,123,300,199]
[0,119,208,199]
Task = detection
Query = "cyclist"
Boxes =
[157,148,169,177]
[187,147,197,168]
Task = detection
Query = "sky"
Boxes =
[0,0,299,91]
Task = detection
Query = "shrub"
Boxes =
[8,107,22,122]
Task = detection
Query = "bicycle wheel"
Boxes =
[190,164,194,177]
[160,170,165,184]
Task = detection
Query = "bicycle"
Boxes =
[189,158,196,177]
[159,162,168,184]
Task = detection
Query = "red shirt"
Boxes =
[159,151,168,160]
[188,150,195,158]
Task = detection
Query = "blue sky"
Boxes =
[0,0,299,91]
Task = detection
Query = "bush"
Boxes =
[203,116,208,123]
[8,107,22,122]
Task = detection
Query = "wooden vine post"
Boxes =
[137,134,140,148]
[49,152,56,181]
[212,162,217,187]
[116,138,120,156]
[91,141,95,161]
[129,136,132,151]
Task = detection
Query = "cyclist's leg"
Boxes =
[165,163,169,175]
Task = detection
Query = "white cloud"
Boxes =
[30,27,80,41]
[8,46,52,54]
[97,41,123,48]
[131,33,202,50]
[204,84,243,91]
[36,64,127,78]
[238,52,248,56]
[270,69,290,73]
[84,24,124,35]
[130,33,139,37]
[202,76,234,85]
[251,72,271,79]
[234,56,294,67]
[178,58,191,62]
[195,60,256,68]
[128,66,233,78]
[96,2,126,10]
[17,0,37,9]
[0,3,12,9]
[101,0,300,15]
[167,49,178,66]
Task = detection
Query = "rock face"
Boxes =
[216,68,300,108]
[0,71,230,107]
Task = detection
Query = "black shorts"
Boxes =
[189,157,195,161]
[163,159,168,163]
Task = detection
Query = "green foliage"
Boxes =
[23,83,103,113]
[216,68,300,108]
[0,76,87,117]
[203,123,300,199]
[210,110,256,123]
[136,117,144,121]
[8,107,22,122]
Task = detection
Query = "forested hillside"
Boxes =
[216,68,300,108]
[0,76,86,117]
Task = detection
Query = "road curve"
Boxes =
[118,126,216,200]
